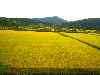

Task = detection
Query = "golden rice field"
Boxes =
[0,30,100,69]
[61,32,100,48]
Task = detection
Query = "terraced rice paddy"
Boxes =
[0,30,100,70]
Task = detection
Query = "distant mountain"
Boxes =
[33,16,67,25]
[62,18,100,30]
[0,17,100,30]
[0,17,50,26]
[0,16,66,26]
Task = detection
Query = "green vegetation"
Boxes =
[0,17,99,33]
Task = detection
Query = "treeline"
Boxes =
[61,18,100,33]
[0,17,53,31]
[62,18,100,29]
[0,17,100,33]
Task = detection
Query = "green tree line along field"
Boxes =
[0,17,100,33]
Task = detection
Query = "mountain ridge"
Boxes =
[32,16,67,25]
[0,16,100,31]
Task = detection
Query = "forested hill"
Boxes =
[0,17,100,31]
[62,18,100,30]
[0,17,51,26]
[32,16,67,25]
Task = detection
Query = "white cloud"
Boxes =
[0,0,100,20]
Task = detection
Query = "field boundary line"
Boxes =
[57,32,100,50]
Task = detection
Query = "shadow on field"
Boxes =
[88,33,100,36]
[0,66,100,75]
[58,32,100,50]
[82,32,100,36]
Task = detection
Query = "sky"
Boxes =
[0,0,100,21]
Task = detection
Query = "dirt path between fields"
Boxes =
[58,32,100,50]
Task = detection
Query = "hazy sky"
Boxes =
[0,0,100,21]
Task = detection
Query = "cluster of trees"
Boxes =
[0,17,52,31]
[62,18,99,29]
[61,18,100,33]
[0,17,99,33]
